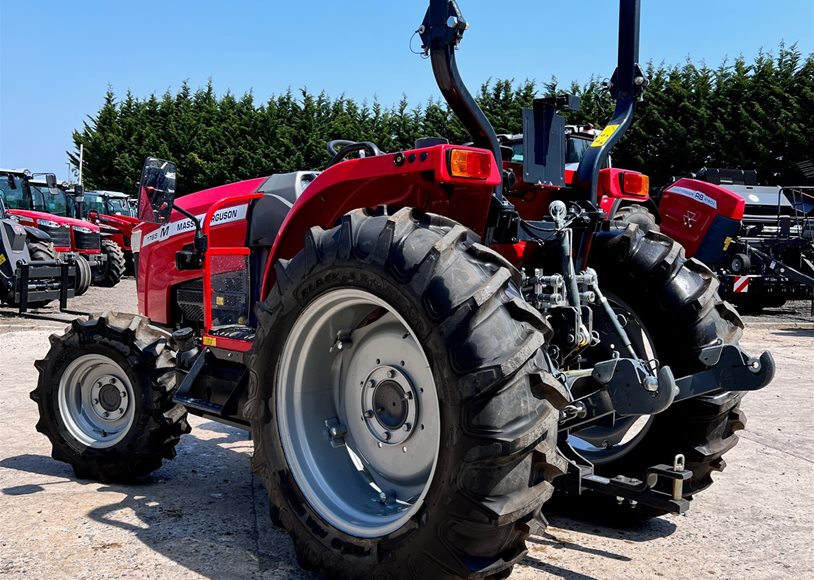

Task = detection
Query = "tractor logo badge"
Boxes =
[684,210,698,228]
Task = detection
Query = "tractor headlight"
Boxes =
[74,226,95,234]
[39,219,64,229]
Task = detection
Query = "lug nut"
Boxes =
[93,399,99,405]
[367,379,376,388]
[120,391,127,398]
[383,431,391,441]
[387,370,396,378]
[103,412,110,418]
[404,422,412,432]
[364,410,374,418]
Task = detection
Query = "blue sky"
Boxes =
[1,0,812,181]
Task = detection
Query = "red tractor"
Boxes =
[0,170,92,296]
[69,189,134,276]
[0,175,76,310]
[26,179,127,287]
[32,1,774,578]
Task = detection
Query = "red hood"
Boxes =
[97,213,139,232]
[9,209,101,232]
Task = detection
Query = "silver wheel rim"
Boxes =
[277,288,440,538]
[58,354,136,448]
[568,295,657,464]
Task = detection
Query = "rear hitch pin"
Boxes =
[672,454,685,501]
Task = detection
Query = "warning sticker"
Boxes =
[733,276,750,293]
[0,253,6,266]
[591,124,620,148]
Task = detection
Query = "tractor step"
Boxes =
[172,346,251,429]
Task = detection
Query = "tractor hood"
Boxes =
[9,209,101,232]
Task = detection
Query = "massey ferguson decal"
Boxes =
[140,204,248,248]
[667,186,719,209]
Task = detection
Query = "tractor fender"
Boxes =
[260,147,498,299]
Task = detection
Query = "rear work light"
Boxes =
[622,172,650,197]
[448,149,492,179]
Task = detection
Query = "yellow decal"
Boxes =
[0,253,6,266]
[723,237,733,251]
[203,336,217,347]
[591,124,620,148]
[216,296,225,306]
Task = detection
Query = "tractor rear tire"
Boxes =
[92,239,126,287]
[25,240,58,308]
[612,204,660,233]
[31,313,190,483]
[566,225,746,518]
[246,208,569,579]
[73,253,92,297]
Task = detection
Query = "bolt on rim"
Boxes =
[276,288,440,538]
[57,353,136,448]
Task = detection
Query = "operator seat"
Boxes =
[248,171,319,247]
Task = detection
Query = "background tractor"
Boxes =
[27,179,126,287]
[32,1,774,578]
[657,168,814,312]
[1,170,96,295]
[67,188,134,276]
[0,175,75,310]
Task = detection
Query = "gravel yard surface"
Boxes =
[1,279,811,578]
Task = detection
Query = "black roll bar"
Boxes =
[573,0,646,200]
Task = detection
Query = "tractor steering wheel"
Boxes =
[326,140,384,167]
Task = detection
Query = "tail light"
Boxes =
[447,149,492,179]
[622,172,649,197]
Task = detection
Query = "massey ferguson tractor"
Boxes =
[28,179,126,287]
[76,190,139,275]
[2,170,96,296]
[32,1,774,578]
[0,174,75,310]
[657,168,814,312]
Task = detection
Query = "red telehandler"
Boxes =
[32,1,774,577]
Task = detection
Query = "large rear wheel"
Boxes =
[247,208,568,578]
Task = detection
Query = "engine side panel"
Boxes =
[135,178,265,324]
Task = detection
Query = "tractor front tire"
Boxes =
[31,313,190,482]
[247,208,568,579]
[568,224,746,517]
[25,240,58,308]
[92,239,126,287]
[73,253,92,297]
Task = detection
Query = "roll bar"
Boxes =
[420,0,646,203]
[419,0,504,200]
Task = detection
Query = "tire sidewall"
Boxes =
[252,262,466,564]
[39,337,153,460]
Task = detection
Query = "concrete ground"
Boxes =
[1,280,812,579]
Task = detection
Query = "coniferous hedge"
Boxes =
[70,44,813,195]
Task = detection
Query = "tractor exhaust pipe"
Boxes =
[419,0,504,199]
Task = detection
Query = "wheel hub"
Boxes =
[362,366,417,446]
[58,355,136,448]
